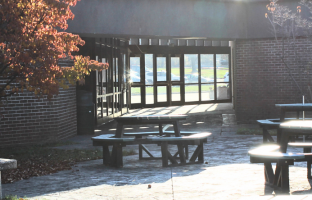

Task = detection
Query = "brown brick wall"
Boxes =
[0,86,77,147]
[235,38,312,123]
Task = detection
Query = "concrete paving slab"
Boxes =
[3,134,312,200]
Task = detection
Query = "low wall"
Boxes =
[0,86,77,147]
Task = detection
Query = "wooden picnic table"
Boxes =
[253,103,312,193]
[114,114,188,165]
[92,114,211,167]
[114,115,188,138]
[255,120,312,194]
[275,103,312,120]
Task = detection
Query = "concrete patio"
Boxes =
[2,103,312,200]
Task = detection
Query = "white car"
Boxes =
[224,72,229,82]
[145,71,180,82]
[129,74,141,83]
[185,74,212,83]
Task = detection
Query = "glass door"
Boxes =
[171,56,182,102]
[156,56,168,104]
[128,49,231,109]
[184,54,199,102]
[216,54,230,100]
[145,54,154,105]
[200,54,215,101]
[130,56,142,104]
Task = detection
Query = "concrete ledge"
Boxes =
[1,158,17,199]
[0,158,17,170]
[222,114,237,125]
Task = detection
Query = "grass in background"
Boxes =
[122,149,137,156]
[236,128,277,136]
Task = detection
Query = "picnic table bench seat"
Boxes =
[288,142,312,179]
[248,144,307,193]
[92,132,211,167]
[256,118,307,143]
[248,144,304,163]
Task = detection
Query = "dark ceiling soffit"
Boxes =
[72,33,239,41]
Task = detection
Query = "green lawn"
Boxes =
[132,83,228,94]
[171,67,228,79]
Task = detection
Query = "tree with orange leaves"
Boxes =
[0,0,108,100]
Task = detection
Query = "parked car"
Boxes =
[130,65,140,73]
[223,72,229,82]
[145,71,180,82]
[129,74,141,83]
[221,59,229,65]
[185,74,212,83]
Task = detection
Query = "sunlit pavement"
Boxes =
[3,103,312,200]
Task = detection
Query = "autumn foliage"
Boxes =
[0,0,108,100]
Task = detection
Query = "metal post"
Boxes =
[0,171,2,199]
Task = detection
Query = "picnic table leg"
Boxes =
[115,123,124,138]
[136,136,143,160]
[177,144,186,164]
[198,141,204,163]
[172,121,186,164]
[159,124,163,136]
[111,143,123,167]
[263,128,274,143]
[274,131,290,192]
[185,145,189,159]
[280,161,290,194]
[172,121,181,137]
[161,142,169,167]
[304,148,312,179]
[264,162,274,184]
[103,145,111,165]
[190,143,204,162]
[280,109,286,121]
[308,160,312,179]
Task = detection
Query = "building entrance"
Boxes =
[128,46,231,109]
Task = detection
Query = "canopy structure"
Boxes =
[67,0,278,40]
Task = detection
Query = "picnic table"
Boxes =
[114,115,188,138]
[252,103,312,194]
[275,103,312,120]
[250,120,312,194]
[92,114,211,167]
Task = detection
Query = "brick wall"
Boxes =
[235,38,312,123]
[0,85,77,147]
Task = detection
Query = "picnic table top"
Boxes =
[91,132,211,142]
[280,120,312,130]
[114,114,188,122]
[275,103,312,111]
[275,103,312,108]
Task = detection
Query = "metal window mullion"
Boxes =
[198,53,201,102]
[181,54,185,103]
[167,54,171,105]
[214,54,217,100]
[153,54,157,104]
[112,38,116,115]
[141,54,146,106]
